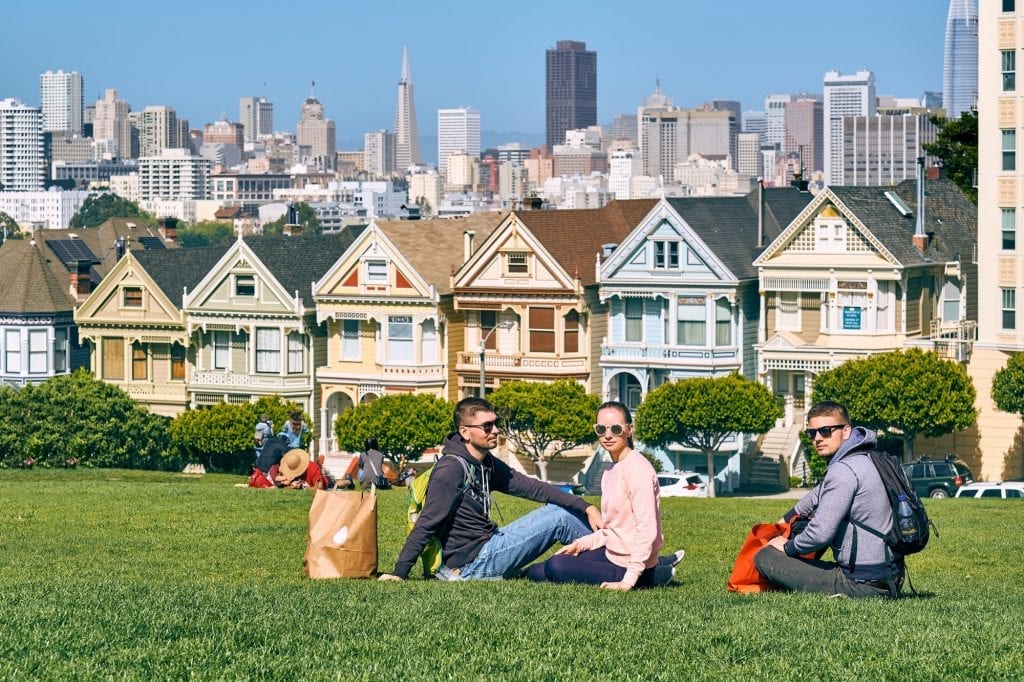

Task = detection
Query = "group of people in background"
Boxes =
[250,411,328,489]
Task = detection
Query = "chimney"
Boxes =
[70,260,92,299]
[756,178,765,248]
[463,230,476,261]
[115,236,126,260]
[913,156,927,253]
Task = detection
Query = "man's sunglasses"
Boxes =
[464,421,498,433]
[804,424,848,440]
[594,424,627,437]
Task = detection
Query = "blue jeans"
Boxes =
[436,504,590,581]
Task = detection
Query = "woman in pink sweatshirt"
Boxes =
[526,401,674,590]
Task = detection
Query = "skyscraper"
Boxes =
[943,0,979,118]
[0,98,45,191]
[39,70,84,134]
[239,95,274,142]
[364,129,395,177]
[138,105,181,158]
[784,98,824,176]
[823,69,876,185]
[296,94,336,161]
[437,107,480,174]
[93,89,132,159]
[545,40,597,151]
[394,46,421,171]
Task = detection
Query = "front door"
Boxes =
[772,371,806,427]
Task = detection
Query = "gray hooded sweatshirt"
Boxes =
[783,426,901,581]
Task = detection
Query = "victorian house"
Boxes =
[312,213,503,454]
[753,177,977,477]
[597,188,813,482]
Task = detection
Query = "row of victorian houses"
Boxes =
[0,173,978,488]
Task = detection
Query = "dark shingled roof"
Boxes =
[0,239,76,314]
[514,199,658,286]
[667,187,815,280]
[828,179,977,265]
[133,244,232,307]
[245,226,367,306]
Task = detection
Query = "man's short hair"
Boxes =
[454,397,493,429]
[289,410,302,422]
[806,400,850,424]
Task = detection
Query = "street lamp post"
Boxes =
[478,319,513,398]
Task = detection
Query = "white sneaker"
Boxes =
[657,549,686,568]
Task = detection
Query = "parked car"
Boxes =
[902,454,973,498]
[954,482,1024,499]
[657,471,709,498]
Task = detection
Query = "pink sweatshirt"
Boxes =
[577,449,664,587]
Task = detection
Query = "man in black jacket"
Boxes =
[379,397,602,581]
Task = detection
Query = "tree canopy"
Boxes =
[263,202,323,236]
[178,220,235,248]
[811,348,976,461]
[635,374,779,497]
[333,393,452,462]
[0,370,173,470]
[992,352,1024,417]
[489,380,600,481]
[169,395,310,473]
[69,193,155,229]
[923,109,977,204]
[0,211,20,245]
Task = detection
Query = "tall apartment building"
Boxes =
[764,94,793,150]
[784,98,824,176]
[971,0,1022,478]
[608,147,641,199]
[239,95,273,142]
[39,70,84,134]
[138,148,212,201]
[944,0,979,118]
[823,70,876,185]
[736,132,762,177]
[609,113,638,143]
[394,46,421,170]
[437,107,481,174]
[138,105,183,158]
[841,113,938,186]
[93,89,131,159]
[296,96,336,160]
[0,98,45,191]
[545,40,597,151]
[363,130,395,177]
[689,106,738,168]
[743,111,766,141]
[639,103,736,180]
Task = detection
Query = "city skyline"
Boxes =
[2,0,946,144]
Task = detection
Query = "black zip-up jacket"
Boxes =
[391,433,591,579]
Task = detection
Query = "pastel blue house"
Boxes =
[596,190,812,488]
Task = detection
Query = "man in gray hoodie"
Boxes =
[755,400,903,597]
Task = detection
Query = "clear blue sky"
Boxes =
[2,0,947,146]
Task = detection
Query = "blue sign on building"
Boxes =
[842,306,862,330]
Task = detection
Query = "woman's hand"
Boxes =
[600,580,632,591]
[555,540,584,556]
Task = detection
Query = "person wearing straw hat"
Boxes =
[275,448,329,490]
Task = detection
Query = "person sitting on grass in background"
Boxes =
[754,400,904,598]
[279,411,309,450]
[360,437,393,489]
[275,448,330,490]
[253,413,274,463]
[249,434,290,488]
[526,401,682,590]
[378,397,603,582]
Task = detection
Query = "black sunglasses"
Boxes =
[804,424,848,440]
[464,421,498,433]
[594,424,627,437]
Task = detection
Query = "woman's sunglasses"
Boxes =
[594,424,627,437]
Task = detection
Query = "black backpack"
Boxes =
[851,450,934,556]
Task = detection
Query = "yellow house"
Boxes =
[312,213,503,454]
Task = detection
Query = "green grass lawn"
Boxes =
[1,469,1022,680]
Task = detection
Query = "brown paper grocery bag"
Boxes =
[303,488,377,579]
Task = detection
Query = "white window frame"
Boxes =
[1003,208,1016,251]
[386,315,414,363]
[4,329,20,373]
[776,292,800,331]
[941,278,961,323]
[366,260,387,282]
[421,319,438,364]
[341,320,360,360]
[624,299,643,343]
[504,252,529,276]
[677,297,707,346]
[28,330,47,374]
[653,240,680,270]
[255,327,281,373]
[287,332,304,374]
[1003,288,1016,330]
[213,331,230,370]
[54,328,67,373]
[234,274,256,297]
